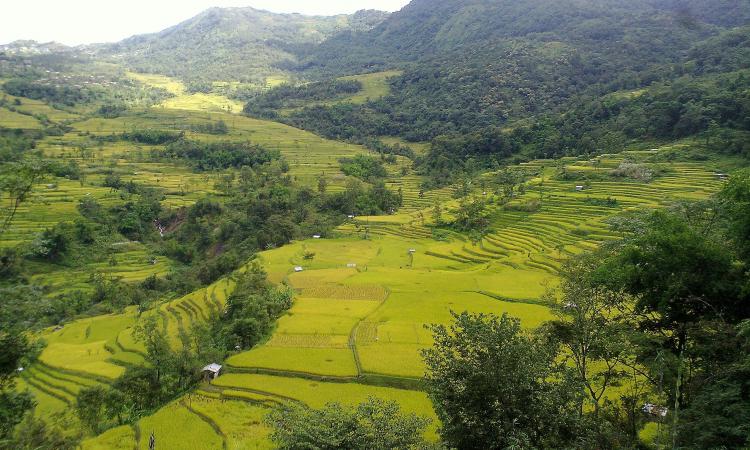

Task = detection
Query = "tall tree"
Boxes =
[422,312,584,449]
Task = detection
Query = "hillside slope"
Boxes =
[101,7,389,83]
[301,0,750,76]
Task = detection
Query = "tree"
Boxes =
[75,386,108,434]
[454,196,489,237]
[422,312,584,449]
[543,254,648,446]
[0,328,34,444]
[431,202,442,225]
[133,315,172,384]
[317,174,328,194]
[677,319,750,448]
[593,209,749,446]
[9,413,79,450]
[545,254,636,415]
[0,159,49,236]
[719,168,750,262]
[496,167,523,202]
[266,397,433,450]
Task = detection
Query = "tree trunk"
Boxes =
[671,330,686,449]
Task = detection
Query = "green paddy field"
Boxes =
[2,74,730,448]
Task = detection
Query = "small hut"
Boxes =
[575,185,584,191]
[641,403,668,418]
[202,363,222,383]
[294,266,304,272]
[347,263,357,268]
[313,234,321,239]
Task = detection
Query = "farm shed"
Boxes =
[294,266,304,272]
[641,403,668,418]
[202,363,222,383]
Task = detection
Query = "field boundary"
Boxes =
[473,290,551,307]
[182,398,228,450]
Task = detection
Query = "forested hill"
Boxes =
[286,0,750,138]
[100,7,389,83]
[301,0,750,76]
[242,0,750,186]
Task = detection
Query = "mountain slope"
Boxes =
[300,0,749,76]
[278,0,750,142]
[102,7,388,83]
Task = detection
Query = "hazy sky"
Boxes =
[0,0,411,46]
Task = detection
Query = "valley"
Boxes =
[1,1,749,449]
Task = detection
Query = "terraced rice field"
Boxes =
[214,147,724,399]
[69,109,366,190]
[125,72,367,188]
[11,88,728,449]
[0,106,43,129]
[19,268,242,423]
[3,94,81,122]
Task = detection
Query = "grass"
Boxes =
[69,108,367,190]
[3,94,80,121]
[0,106,43,128]
[189,396,274,450]
[136,401,224,450]
[80,425,136,450]
[226,346,359,377]
[338,70,402,104]
[15,378,70,419]
[38,342,125,380]
[212,373,439,439]
[277,70,402,115]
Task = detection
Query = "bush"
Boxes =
[610,162,654,182]
[339,154,388,181]
[159,139,280,171]
[267,397,432,450]
[121,129,183,145]
[503,199,541,212]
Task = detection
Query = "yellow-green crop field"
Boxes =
[338,70,403,104]
[278,70,402,116]
[0,106,44,129]
[3,94,81,121]
[4,83,731,448]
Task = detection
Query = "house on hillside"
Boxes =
[294,266,304,272]
[202,363,222,383]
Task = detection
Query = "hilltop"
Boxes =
[99,7,389,84]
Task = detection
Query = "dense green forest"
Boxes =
[239,1,750,185]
